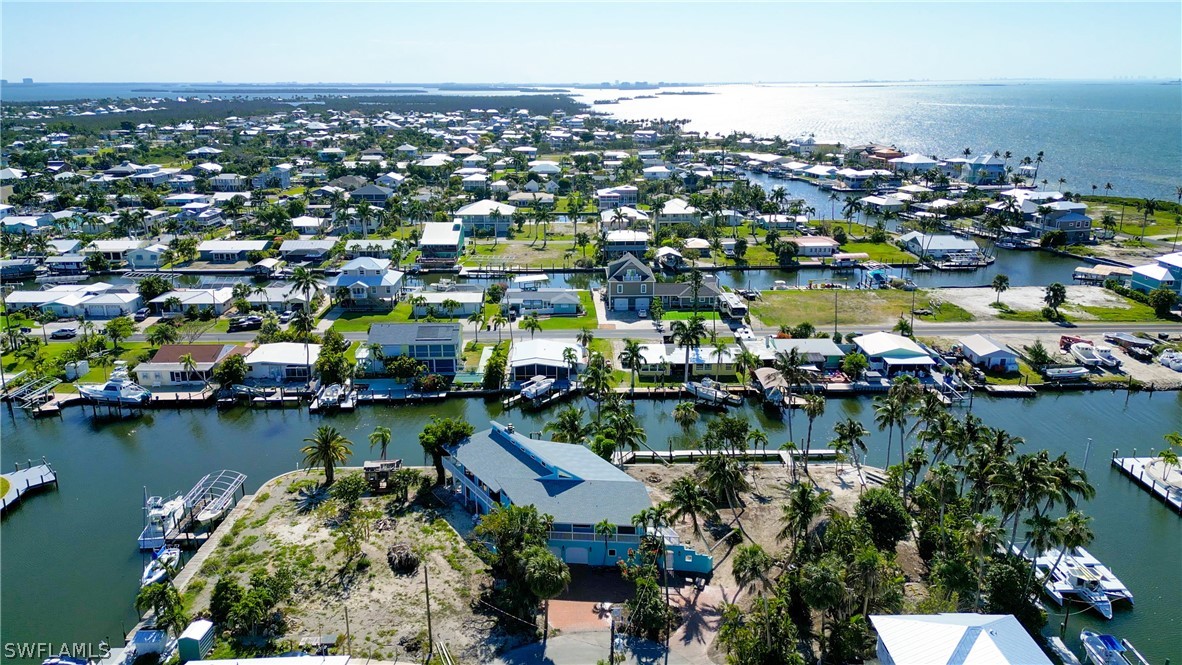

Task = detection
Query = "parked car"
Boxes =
[638,309,648,318]
[227,316,263,332]
[133,307,150,322]
[278,310,295,323]
[50,327,78,340]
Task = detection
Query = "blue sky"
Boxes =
[3,2,1179,83]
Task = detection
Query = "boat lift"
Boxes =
[140,470,248,550]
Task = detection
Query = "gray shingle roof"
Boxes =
[448,422,653,525]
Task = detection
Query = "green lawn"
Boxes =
[840,242,915,263]
[982,360,1043,386]
[331,304,414,332]
[535,291,599,330]
[996,297,1163,324]
[751,289,973,328]
[663,310,722,322]
[2,341,160,392]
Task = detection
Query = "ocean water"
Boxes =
[578,81,1182,200]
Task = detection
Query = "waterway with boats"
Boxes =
[1,389,1179,662]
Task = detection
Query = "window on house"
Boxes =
[616,284,623,294]
[641,284,647,294]
[607,549,616,557]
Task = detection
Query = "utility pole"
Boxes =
[424,561,434,660]
[344,604,353,656]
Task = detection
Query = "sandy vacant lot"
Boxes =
[935,285,1132,320]
[185,470,516,663]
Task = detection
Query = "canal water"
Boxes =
[1,392,1178,662]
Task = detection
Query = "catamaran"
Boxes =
[1016,545,1133,619]
[1080,630,1151,665]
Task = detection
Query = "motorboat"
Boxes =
[137,495,185,550]
[520,375,555,400]
[77,366,152,405]
[1016,544,1133,619]
[1093,345,1120,368]
[1080,630,1151,665]
[196,491,234,522]
[685,378,741,406]
[140,546,180,587]
[320,383,343,406]
[1070,343,1101,367]
[771,280,790,290]
[1044,366,1091,380]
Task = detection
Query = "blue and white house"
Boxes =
[1130,252,1182,295]
[323,257,404,307]
[445,422,714,575]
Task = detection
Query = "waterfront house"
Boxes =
[888,153,938,174]
[323,257,404,308]
[454,199,516,236]
[367,322,462,374]
[151,288,235,316]
[756,214,807,231]
[1025,201,1093,245]
[1129,251,1182,295]
[869,614,1051,665]
[80,291,142,319]
[898,232,979,259]
[197,240,269,263]
[502,287,583,317]
[245,343,321,383]
[443,421,713,574]
[785,236,840,258]
[134,344,247,387]
[602,230,650,258]
[745,336,845,371]
[958,334,1019,373]
[87,239,146,264]
[599,206,649,230]
[277,239,336,263]
[957,154,1007,185]
[350,184,394,205]
[245,286,314,313]
[656,198,701,227]
[860,194,907,214]
[632,343,739,378]
[417,221,466,267]
[853,332,935,377]
[211,173,246,192]
[654,277,721,312]
[604,253,655,312]
[125,244,170,269]
[508,339,587,382]
[596,185,639,210]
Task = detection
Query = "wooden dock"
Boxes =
[1111,455,1182,514]
[983,384,1037,397]
[615,447,838,466]
[252,394,301,408]
[1,459,58,513]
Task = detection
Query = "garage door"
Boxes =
[634,298,651,310]
[564,547,589,565]
[613,297,629,312]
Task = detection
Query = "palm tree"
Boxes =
[873,395,905,470]
[731,543,774,603]
[594,519,617,565]
[1049,510,1094,633]
[992,274,1010,304]
[135,581,188,635]
[801,394,826,478]
[671,401,698,454]
[287,266,323,382]
[777,484,832,559]
[965,514,1003,608]
[665,477,715,542]
[618,338,644,397]
[301,425,353,486]
[521,314,541,339]
[180,352,203,389]
[491,313,508,341]
[522,545,570,642]
[544,406,590,444]
[670,316,706,384]
[467,309,487,343]
[369,425,392,460]
[833,417,869,490]
[576,326,595,349]
[774,347,807,446]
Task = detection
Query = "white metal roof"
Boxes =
[246,343,322,366]
[869,614,1052,665]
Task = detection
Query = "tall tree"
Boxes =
[301,425,353,486]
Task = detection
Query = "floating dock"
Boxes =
[983,384,1037,397]
[1,459,58,513]
[1111,454,1182,514]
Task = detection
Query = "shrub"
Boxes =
[330,473,370,511]
[482,342,509,389]
[855,487,910,551]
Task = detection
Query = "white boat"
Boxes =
[685,378,740,406]
[520,375,555,400]
[77,366,152,405]
[196,491,234,522]
[320,383,343,406]
[140,546,180,587]
[1016,544,1133,619]
[1093,345,1120,368]
[1044,366,1091,380]
[137,495,185,550]
[771,280,790,290]
[1081,631,1151,665]
[1070,343,1102,367]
